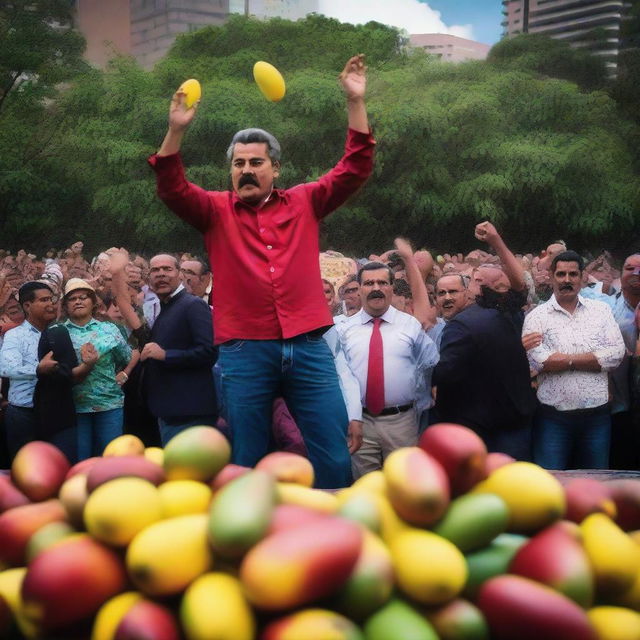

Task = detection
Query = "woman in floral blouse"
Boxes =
[61,278,133,459]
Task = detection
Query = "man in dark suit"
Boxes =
[140,254,217,444]
[432,222,536,459]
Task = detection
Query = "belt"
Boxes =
[363,403,413,417]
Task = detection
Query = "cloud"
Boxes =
[317,0,474,40]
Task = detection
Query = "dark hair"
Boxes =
[551,250,584,274]
[357,261,393,284]
[226,128,281,163]
[393,278,412,298]
[18,281,53,307]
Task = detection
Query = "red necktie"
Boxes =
[366,317,385,416]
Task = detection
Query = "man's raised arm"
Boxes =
[157,90,198,157]
[340,54,369,134]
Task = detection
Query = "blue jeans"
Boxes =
[218,334,352,489]
[4,405,38,462]
[77,408,123,460]
[534,403,611,469]
[158,415,218,446]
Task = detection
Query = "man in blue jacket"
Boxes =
[140,254,217,444]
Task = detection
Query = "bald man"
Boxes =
[142,254,218,445]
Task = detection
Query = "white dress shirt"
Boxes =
[337,306,439,410]
[523,294,625,411]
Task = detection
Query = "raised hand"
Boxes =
[474,221,501,247]
[168,90,198,132]
[339,54,367,101]
[394,237,414,260]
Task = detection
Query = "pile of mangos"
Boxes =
[2,423,640,639]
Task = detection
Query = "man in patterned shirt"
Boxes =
[523,250,625,469]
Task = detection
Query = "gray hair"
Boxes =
[226,128,281,163]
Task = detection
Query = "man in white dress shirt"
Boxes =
[337,262,439,478]
[523,250,625,469]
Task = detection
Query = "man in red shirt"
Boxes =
[149,55,374,487]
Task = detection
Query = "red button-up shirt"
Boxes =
[148,128,375,345]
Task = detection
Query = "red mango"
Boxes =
[509,521,594,607]
[256,451,315,488]
[564,478,616,523]
[608,480,640,531]
[384,447,450,527]
[21,534,127,631]
[419,423,488,495]
[0,475,30,513]
[115,599,181,640]
[11,441,69,502]
[210,464,251,491]
[484,452,516,475]
[240,517,362,610]
[477,575,597,640]
[86,456,165,492]
[65,456,100,480]
[0,499,67,566]
[268,504,329,534]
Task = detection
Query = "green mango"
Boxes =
[433,493,509,552]
[464,533,528,599]
[208,470,277,558]
[364,598,438,640]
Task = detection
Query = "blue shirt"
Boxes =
[0,320,42,408]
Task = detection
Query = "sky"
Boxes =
[318,0,504,45]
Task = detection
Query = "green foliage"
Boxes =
[1,14,639,258]
[487,34,608,92]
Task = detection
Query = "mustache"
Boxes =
[367,291,385,300]
[239,174,259,188]
[560,284,574,291]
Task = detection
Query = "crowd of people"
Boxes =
[1,54,639,486]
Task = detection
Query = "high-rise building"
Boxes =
[410,33,491,62]
[230,0,319,21]
[502,0,633,74]
[74,0,320,69]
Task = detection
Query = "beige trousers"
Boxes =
[351,408,418,480]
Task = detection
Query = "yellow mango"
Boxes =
[181,573,254,640]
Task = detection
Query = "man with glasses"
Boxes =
[0,282,57,460]
[338,262,439,477]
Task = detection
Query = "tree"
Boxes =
[487,34,608,92]
[2,15,639,257]
[0,0,88,248]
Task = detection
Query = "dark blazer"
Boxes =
[144,288,217,420]
[35,324,78,437]
[433,303,536,431]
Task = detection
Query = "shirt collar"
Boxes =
[65,317,99,330]
[359,305,397,325]
[549,293,586,315]
[170,283,185,299]
[25,320,42,334]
